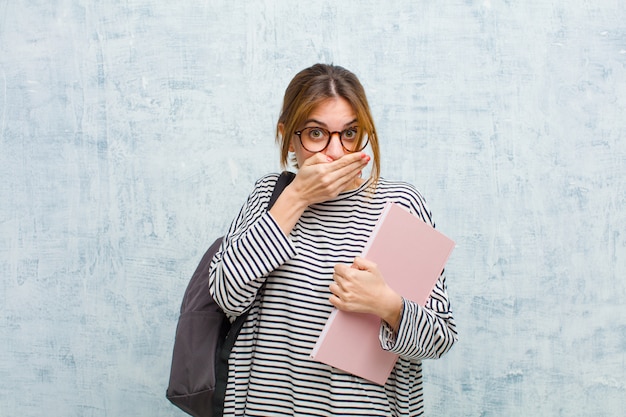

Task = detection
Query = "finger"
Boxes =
[329,294,342,309]
[335,154,371,185]
[333,263,351,278]
[352,256,377,271]
[330,152,369,169]
[332,271,347,292]
[301,152,334,167]
[327,153,369,179]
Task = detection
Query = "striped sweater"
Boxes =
[209,173,458,416]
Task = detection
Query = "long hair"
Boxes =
[276,64,380,184]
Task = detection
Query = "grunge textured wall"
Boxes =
[1,1,624,416]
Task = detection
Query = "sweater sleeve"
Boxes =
[378,183,458,360]
[208,175,298,316]
[380,272,458,359]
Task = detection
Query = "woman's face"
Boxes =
[288,97,358,167]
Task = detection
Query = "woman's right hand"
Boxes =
[291,152,371,206]
[268,152,370,235]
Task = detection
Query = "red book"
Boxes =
[310,202,455,384]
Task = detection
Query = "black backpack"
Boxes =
[166,171,295,417]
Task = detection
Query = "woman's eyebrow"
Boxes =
[303,118,358,127]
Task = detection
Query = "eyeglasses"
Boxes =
[294,127,369,153]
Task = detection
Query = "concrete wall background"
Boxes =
[1,1,624,416]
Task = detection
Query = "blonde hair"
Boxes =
[276,64,380,185]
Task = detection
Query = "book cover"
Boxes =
[310,202,455,385]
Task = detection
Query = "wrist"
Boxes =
[278,184,311,212]
[268,185,309,235]
[380,292,403,332]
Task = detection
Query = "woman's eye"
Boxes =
[343,128,357,140]
[308,128,325,140]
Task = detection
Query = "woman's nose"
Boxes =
[323,132,345,160]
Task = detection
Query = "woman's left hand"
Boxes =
[330,257,403,331]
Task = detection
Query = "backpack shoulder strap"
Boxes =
[268,171,295,209]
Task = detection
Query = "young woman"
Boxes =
[209,63,457,416]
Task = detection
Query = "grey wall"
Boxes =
[1,1,624,416]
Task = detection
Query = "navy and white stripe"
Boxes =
[209,173,458,417]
